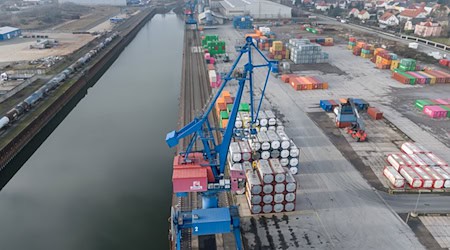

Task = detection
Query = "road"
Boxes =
[381,192,450,214]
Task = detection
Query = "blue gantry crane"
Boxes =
[184,0,198,26]
[166,37,277,250]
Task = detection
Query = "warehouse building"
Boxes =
[57,0,127,6]
[0,27,21,41]
[219,0,291,19]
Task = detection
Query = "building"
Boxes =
[398,8,427,21]
[348,8,359,17]
[414,21,442,37]
[404,17,426,31]
[358,10,370,20]
[315,2,331,11]
[0,26,21,41]
[57,0,126,6]
[219,0,291,19]
[378,12,399,27]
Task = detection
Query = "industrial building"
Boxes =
[57,0,126,6]
[0,27,21,41]
[219,0,291,19]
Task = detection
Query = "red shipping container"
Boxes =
[172,168,208,193]
[207,64,215,70]
[336,121,352,128]
[392,72,410,84]
[439,59,449,66]
[368,107,383,120]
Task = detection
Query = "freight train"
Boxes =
[0,32,119,132]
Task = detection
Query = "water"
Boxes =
[0,14,183,250]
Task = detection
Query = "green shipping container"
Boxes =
[220,110,229,120]
[439,105,450,117]
[397,71,415,84]
[415,99,434,110]
[239,103,250,112]
[227,104,233,113]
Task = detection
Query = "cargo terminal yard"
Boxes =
[2,1,450,250]
[167,3,450,248]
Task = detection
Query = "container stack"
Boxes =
[415,99,450,118]
[397,59,417,72]
[375,51,397,70]
[360,44,374,59]
[347,37,356,50]
[384,142,450,190]
[268,41,290,60]
[244,160,297,214]
[248,130,300,174]
[206,40,226,55]
[215,91,234,128]
[288,39,329,64]
[233,16,253,29]
[392,69,450,85]
[202,34,218,47]
[288,76,329,91]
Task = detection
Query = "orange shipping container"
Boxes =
[221,119,228,128]
[245,34,260,39]
[222,90,231,98]
[223,95,233,104]
[339,98,348,104]
[322,82,329,89]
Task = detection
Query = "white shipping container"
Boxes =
[426,153,448,167]
[263,194,273,204]
[400,167,423,188]
[383,166,405,188]
[413,167,433,188]
[246,172,262,194]
[229,142,242,163]
[269,158,286,183]
[423,167,444,189]
[387,154,406,171]
[285,170,297,192]
[273,203,284,213]
[289,140,299,157]
[239,141,252,161]
[409,154,427,166]
[264,110,277,126]
[285,193,296,202]
[284,202,295,212]
[274,193,284,203]
[250,138,261,151]
[258,111,268,126]
[258,131,271,150]
[432,167,450,188]
[290,158,299,167]
[400,154,417,167]
[290,166,298,175]
[280,150,290,158]
[250,204,262,214]
[257,160,274,184]
[247,193,262,204]
[270,150,280,159]
[208,70,217,82]
[263,184,274,194]
[280,158,289,167]
[266,130,281,150]
[417,154,436,167]
[261,151,270,160]
[274,183,285,193]
[263,204,273,213]
[277,131,291,149]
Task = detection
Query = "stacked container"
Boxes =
[244,160,297,214]
[268,41,290,60]
[415,98,450,118]
[384,142,450,190]
[314,37,333,46]
[202,34,218,47]
[248,130,300,174]
[288,39,329,64]
[215,91,234,128]
[360,44,374,59]
[375,51,397,69]
[289,76,328,91]
[348,37,356,50]
[397,59,417,72]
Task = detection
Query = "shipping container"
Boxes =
[383,166,405,188]
[257,160,275,184]
[399,167,423,188]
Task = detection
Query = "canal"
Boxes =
[0,13,183,250]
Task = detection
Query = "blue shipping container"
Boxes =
[192,208,231,235]
[320,100,332,112]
